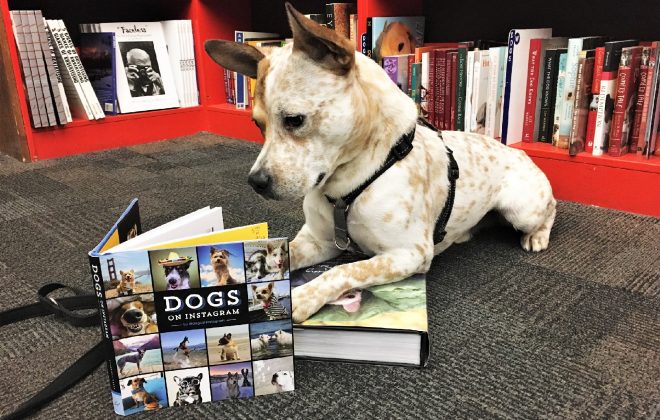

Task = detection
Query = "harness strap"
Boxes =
[0,283,104,420]
[433,148,460,243]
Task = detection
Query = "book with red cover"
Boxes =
[444,49,457,129]
[609,46,642,156]
[585,47,606,153]
[522,38,543,142]
[428,51,436,126]
[640,42,660,157]
[434,49,448,129]
[449,52,458,130]
[568,53,595,155]
[630,47,651,152]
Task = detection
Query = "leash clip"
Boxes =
[334,235,352,251]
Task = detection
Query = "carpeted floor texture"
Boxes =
[0,133,658,419]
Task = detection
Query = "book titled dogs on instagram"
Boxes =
[89,199,295,416]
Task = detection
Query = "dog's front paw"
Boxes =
[520,229,550,252]
[291,285,325,323]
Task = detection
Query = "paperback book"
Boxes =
[79,33,118,115]
[369,16,425,64]
[89,200,295,416]
[292,253,430,367]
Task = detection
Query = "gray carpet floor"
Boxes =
[0,133,658,419]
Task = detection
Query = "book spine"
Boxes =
[27,11,56,126]
[500,29,516,142]
[630,48,650,151]
[552,52,568,147]
[538,50,558,142]
[383,56,398,85]
[642,44,660,156]
[235,32,245,108]
[471,51,482,133]
[648,49,660,157]
[444,51,453,130]
[407,54,414,98]
[325,4,335,30]
[522,39,542,142]
[558,39,583,149]
[365,18,372,59]
[421,52,429,121]
[349,14,357,50]
[496,48,507,139]
[436,50,447,129]
[88,254,123,415]
[637,50,657,154]
[465,50,475,132]
[36,12,70,124]
[585,47,605,153]
[47,19,95,120]
[428,50,436,126]
[485,48,500,137]
[10,11,44,128]
[456,47,467,131]
[22,11,50,127]
[568,57,594,155]
[450,52,458,130]
[609,49,640,156]
[58,20,105,119]
[411,62,420,105]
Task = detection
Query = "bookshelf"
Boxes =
[0,0,658,216]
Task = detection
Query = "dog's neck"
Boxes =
[321,53,418,199]
[214,265,232,282]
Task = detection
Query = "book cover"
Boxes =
[456,46,468,131]
[444,49,456,129]
[382,55,399,86]
[89,201,295,416]
[434,49,447,129]
[642,42,660,157]
[501,28,552,144]
[471,50,490,134]
[538,48,566,142]
[25,11,55,126]
[428,50,436,125]
[233,31,278,108]
[420,51,430,122]
[552,52,568,147]
[291,254,429,367]
[79,33,118,115]
[585,47,606,153]
[449,51,458,130]
[371,16,425,64]
[592,40,638,156]
[465,50,475,132]
[411,62,422,107]
[161,21,185,108]
[484,46,506,138]
[630,47,651,152]
[609,46,642,156]
[325,3,355,39]
[568,53,595,155]
[558,37,607,148]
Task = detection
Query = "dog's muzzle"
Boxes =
[248,169,274,199]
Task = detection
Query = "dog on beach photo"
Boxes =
[251,334,270,353]
[117,349,146,376]
[272,329,293,347]
[205,3,555,323]
[218,333,240,361]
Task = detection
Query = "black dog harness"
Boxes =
[325,117,460,253]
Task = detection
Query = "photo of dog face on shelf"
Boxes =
[244,239,289,282]
[101,251,154,299]
[197,242,246,287]
[164,367,212,407]
[248,280,291,323]
[252,356,295,396]
[108,293,158,339]
[149,247,200,292]
[113,334,163,380]
[209,361,254,401]
[249,319,294,361]
[160,329,208,371]
[119,372,167,415]
[206,324,251,365]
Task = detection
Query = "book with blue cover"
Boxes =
[88,200,295,415]
[79,32,118,115]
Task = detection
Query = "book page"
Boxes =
[143,223,268,250]
[106,207,222,253]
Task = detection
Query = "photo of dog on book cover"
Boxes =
[107,293,158,339]
[160,329,208,371]
[206,324,251,365]
[120,372,167,414]
[249,319,293,361]
[197,242,246,287]
[244,239,290,282]
[101,251,153,298]
[164,367,212,407]
[210,362,254,400]
[149,247,200,292]
[113,334,163,379]
[253,356,295,396]
[248,280,291,322]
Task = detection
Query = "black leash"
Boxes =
[0,283,104,420]
[325,117,459,252]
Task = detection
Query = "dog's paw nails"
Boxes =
[521,230,550,252]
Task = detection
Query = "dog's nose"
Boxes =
[124,310,143,322]
[248,169,273,197]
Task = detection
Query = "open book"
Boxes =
[88,199,294,416]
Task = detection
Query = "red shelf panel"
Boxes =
[206,103,263,143]
[513,142,660,217]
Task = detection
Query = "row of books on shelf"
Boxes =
[10,10,199,128]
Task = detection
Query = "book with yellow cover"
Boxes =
[88,199,294,415]
[292,253,429,367]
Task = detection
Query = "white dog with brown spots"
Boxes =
[205,3,556,323]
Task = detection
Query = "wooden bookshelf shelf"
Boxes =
[1,0,658,216]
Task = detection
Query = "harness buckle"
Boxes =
[392,139,413,160]
[334,235,352,251]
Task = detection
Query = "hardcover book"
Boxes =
[568,53,595,155]
[291,253,429,367]
[79,33,118,115]
[538,48,566,142]
[89,200,295,416]
[630,47,651,152]
[36,12,71,124]
[585,47,606,153]
[552,52,568,147]
[486,46,506,138]
[470,50,490,134]
[608,46,643,156]
[370,16,425,64]
[325,3,355,39]
[642,42,660,157]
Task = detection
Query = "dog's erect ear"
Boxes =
[210,246,216,254]
[127,379,133,386]
[252,285,257,292]
[205,39,265,79]
[173,376,180,384]
[285,2,354,75]
[140,378,147,385]
[267,243,273,253]
[120,270,124,276]
[197,373,203,380]
[267,282,274,292]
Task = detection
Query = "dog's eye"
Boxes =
[283,115,305,130]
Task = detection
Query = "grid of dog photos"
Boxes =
[98,238,295,416]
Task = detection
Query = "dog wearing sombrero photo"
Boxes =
[149,248,200,292]
[204,3,556,323]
